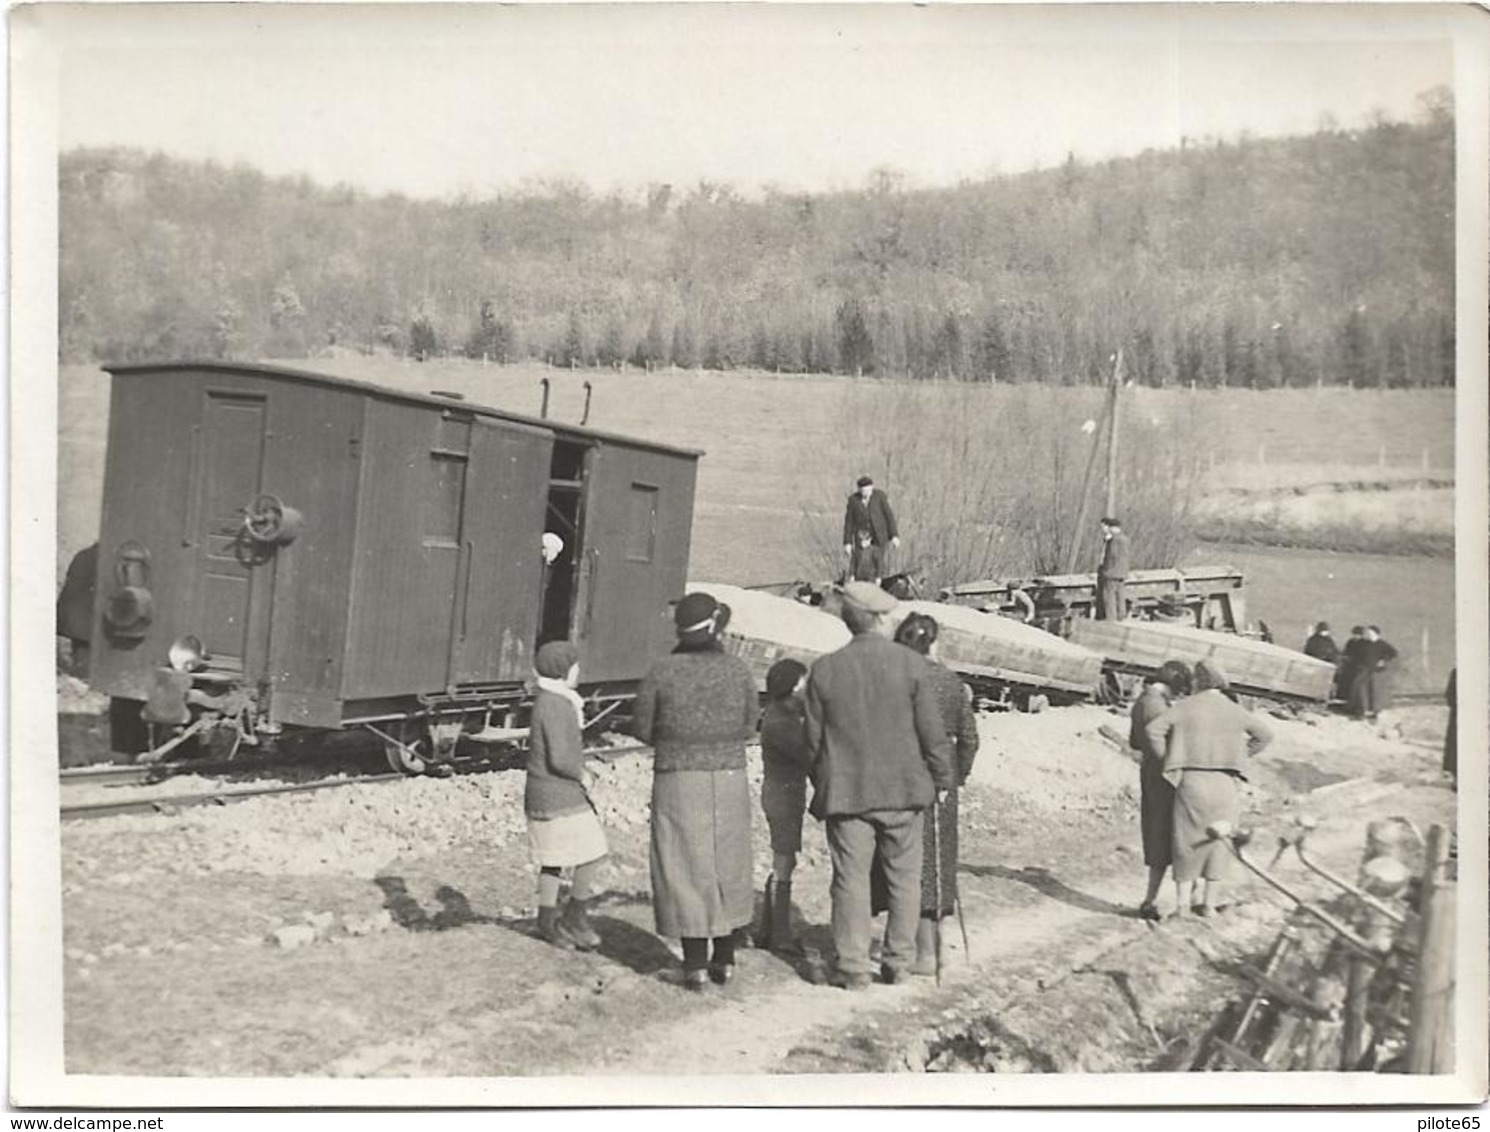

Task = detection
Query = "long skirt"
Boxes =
[870,791,958,918]
[649,768,753,939]
[1171,770,1242,884]
[1139,757,1175,869]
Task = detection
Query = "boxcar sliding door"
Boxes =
[578,443,697,683]
[452,418,553,686]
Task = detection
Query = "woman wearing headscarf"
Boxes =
[870,612,980,975]
[1129,660,1194,921]
[632,591,760,991]
[1146,659,1273,918]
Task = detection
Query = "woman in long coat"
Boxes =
[632,591,759,991]
[1146,659,1273,917]
[870,613,980,975]
[1129,659,1194,921]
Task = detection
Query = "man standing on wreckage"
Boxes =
[842,475,900,585]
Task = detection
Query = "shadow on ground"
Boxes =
[961,862,1138,918]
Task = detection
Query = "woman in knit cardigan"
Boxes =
[1146,659,1273,918]
[633,591,760,991]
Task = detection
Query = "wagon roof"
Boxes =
[103,360,704,459]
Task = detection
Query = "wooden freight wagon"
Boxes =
[1067,618,1335,704]
[89,361,699,766]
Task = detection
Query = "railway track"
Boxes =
[58,740,656,822]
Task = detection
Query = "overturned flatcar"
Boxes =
[88,361,699,770]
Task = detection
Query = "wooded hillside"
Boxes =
[59,89,1454,387]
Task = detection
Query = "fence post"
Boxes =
[1406,823,1454,1073]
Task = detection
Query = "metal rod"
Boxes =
[581,381,593,426]
[539,377,551,418]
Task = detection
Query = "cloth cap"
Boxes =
[1195,659,1230,692]
[535,640,580,679]
[765,658,808,701]
[1315,621,1330,633]
[841,581,897,615]
[1100,516,1121,527]
[856,475,874,488]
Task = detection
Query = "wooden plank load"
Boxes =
[689,582,1103,699]
[686,581,850,689]
[887,600,1104,697]
[1067,618,1335,702]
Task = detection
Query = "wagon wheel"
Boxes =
[381,720,430,776]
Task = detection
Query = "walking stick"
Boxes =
[931,800,944,987]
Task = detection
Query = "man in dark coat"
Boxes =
[805,582,955,989]
[1096,517,1131,621]
[842,476,899,584]
[1303,622,1340,665]
[1349,625,1399,722]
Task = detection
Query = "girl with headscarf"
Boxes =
[756,657,810,952]
[870,612,980,975]
[633,591,760,991]
[525,640,608,950]
[1129,659,1194,921]
[1145,659,1273,917]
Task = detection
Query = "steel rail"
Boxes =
[59,739,669,822]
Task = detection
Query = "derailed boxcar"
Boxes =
[89,361,699,769]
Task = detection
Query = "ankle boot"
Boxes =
[911,917,938,976]
[753,876,775,949]
[538,905,577,950]
[560,897,601,951]
[769,879,796,952]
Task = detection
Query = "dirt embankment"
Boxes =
[58,698,1454,1077]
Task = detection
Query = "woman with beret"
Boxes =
[633,591,760,991]
[525,640,608,950]
[1146,659,1273,918]
[1129,659,1194,921]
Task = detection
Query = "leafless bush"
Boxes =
[800,381,1215,591]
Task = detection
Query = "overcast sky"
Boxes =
[36,4,1457,200]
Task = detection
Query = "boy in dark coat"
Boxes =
[756,658,810,951]
[805,582,954,989]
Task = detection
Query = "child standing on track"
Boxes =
[756,658,810,951]
[526,640,608,951]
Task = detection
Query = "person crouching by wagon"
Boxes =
[1146,659,1273,918]
[869,612,980,975]
[633,592,760,991]
[525,641,607,951]
[1129,660,1194,921]
[755,658,811,952]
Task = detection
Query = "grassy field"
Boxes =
[54,358,1459,690]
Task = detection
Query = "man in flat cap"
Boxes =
[1096,516,1131,621]
[804,582,955,989]
[842,476,900,585]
